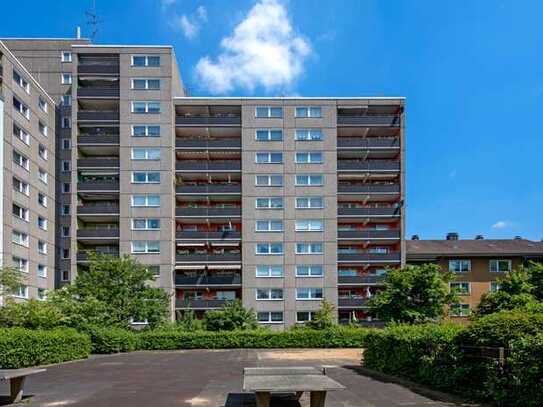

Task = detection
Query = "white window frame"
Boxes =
[13,150,30,171]
[61,160,71,172]
[131,218,161,230]
[131,194,161,207]
[13,123,30,145]
[61,73,72,85]
[295,151,323,164]
[38,216,48,231]
[13,97,30,119]
[255,197,283,209]
[131,240,160,254]
[62,95,72,106]
[255,242,284,255]
[448,259,471,273]
[62,205,71,215]
[295,219,324,232]
[131,55,161,67]
[295,106,322,118]
[38,168,48,184]
[61,270,70,282]
[296,287,323,300]
[255,152,283,164]
[257,311,284,324]
[295,242,323,255]
[61,116,71,129]
[131,101,161,114]
[131,171,160,184]
[13,285,29,299]
[39,121,48,137]
[13,256,29,273]
[131,78,161,90]
[38,264,48,278]
[131,125,160,137]
[131,148,161,160]
[296,265,324,277]
[38,288,47,300]
[296,311,316,323]
[255,129,283,141]
[295,174,324,186]
[61,226,70,237]
[255,219,284,232]
[449,281,470,295]
[13,177,29,196]
[489,259,512,273]
[38,193,48,208]
[38,240,47,254]
[256,288,284,300]
[13,70,30,93]
[38,144,48,160]
[490,281,501,292]
[255,106,283,118]
[255,175,283,187]
[295,129,323,141]
[12,230,29,247]
[12,203,29,222]
[62,138,71,149]
[295,196,324,209]
[449,303,470,317]
[256,265,284,278]
[61,51,72,62]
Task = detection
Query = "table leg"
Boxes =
[10,376,26,403]
[310,391,327,407]
[295,391,304,400]
[255,391,271,407]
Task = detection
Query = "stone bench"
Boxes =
[0,368,46,403]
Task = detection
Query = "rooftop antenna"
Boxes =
[85,0,101,41]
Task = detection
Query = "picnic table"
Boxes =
[243,367,345,407]
[0,368,46,403]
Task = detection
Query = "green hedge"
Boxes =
[82,325,138,354]
[0,327,91,368]
[137,327,370,350]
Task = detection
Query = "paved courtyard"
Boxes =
[0,349,475,407]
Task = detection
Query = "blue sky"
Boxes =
[2,0,542,241]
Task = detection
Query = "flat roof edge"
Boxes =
[172,96,406,100]
[73,44,173,49]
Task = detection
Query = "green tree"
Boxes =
[0,299,64,329]
[306,299,336,329]
[203,300,258,331]
[368,264,458,324]
[0,266,26,304]
[175,309,204,331]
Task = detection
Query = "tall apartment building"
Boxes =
[1,37,405,326]
[0,41,56,304]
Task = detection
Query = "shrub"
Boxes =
[0,327,91,368]
[0,299,64,329]
[305,300,336,330]
[203,300,258,331]
[82,325,137,354]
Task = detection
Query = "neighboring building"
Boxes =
[0,36,406,327]
[407,233,543,319]
[0,41,56,303]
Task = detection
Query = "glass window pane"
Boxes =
[147,56,160,66]
[270,107,282,118]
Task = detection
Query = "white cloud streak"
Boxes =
[179,15,198,39]
[195,0,311,94]
[492,221,509,229]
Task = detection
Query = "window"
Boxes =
[38,288,47,300]
[297,311,316,323]
[39,121,48,137]
[132,172,160,183]
[13,285,28,299]
[490,281,501,292]
[61,249,70,259]
[12,204,29,221]
[490,259,512,273]
[132,79,160,90]
[13,70,30,93]
[146,265,161,277]
[131,241,160,254]
[38,240,47,254]
[296,288,323,300]
[61,226,70,237]
[132,125,160,137]
[62,204,71,215]
[62,95,72,106]
[62,183,70,193]
[131,148,161,160]
[61,270,70,281]
[132,219,160,230]
[255,175,283,186]
[62,139,71,149]
[255,129,283,141]
[38,264,47,278]
[255,106,283,118]
[13,177,29,196]
[132,55,160,67]
[61,73,72,84]
[13,123,30,145]
[296,197,323,209]
[12,230,29,247]
[255,152,283,164]
[450,282,470,295]
[38,193,47,207]
[256,243,283,255]
[256,219,283,232]
[295,174,323,186]
[256,265,284,278]
[256,288,283,300]
[296,265,324,277]
[13,97,30,119]
[38,97,48,113]
[62,117,71,129]
[295,129,323,141]
[61,51,72,62]
[296,152,323,164]
[295,220,324,232]
[448,259,471,273]
[38,144,48,160]
[62,160,70,172]
[13,257,28,273]
[296,242,323,254]
[131,195,160,207]
[38,168,48,184]
[256,197,283,209]
[13,150,29,170]
[38,217,48,230]
[449,304,470,317]
[257,312,283,323]
[131,101,161,114]
[295,106,322,118]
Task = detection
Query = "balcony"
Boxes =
[175,184,241,195]
[338,298,369,308]
[77,111,119,122]
[78,64,120,75]
[78,134,120,145]
[338,229,401,240]
[338,207,400,217]
[338,252,401,263]
[175,231,241,240]
[176,253,241,263]
[77,204,120,215]
[77,88,119,98]
[77,250,119,262]
[175,298,228,309]
[77,180,120,192]
[337,115,401,127]
[176,139,241,149]
[77,228,120,239]
[337,137,400,149]
[77,158,120,168]
[338,275,386,285]
[175,274,241,286]
[337,160,400,172]
[175,116,241,126]
[175,207,241,217]
[175,161,241,172]
[338,184,400,194]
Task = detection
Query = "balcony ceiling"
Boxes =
[78,145,119,156]
[175,127,240,137]
[176,151,240,160]
[175,105,241,116]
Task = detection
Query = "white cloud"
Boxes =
[160,0,176,8]
[174,6,208,39]
[195,0,311,94]
[179,15,198,39]
[492,221,509,229]
[196,5,208,22]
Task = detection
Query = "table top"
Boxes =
[0,368,46,380]
[243,374,345,393]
